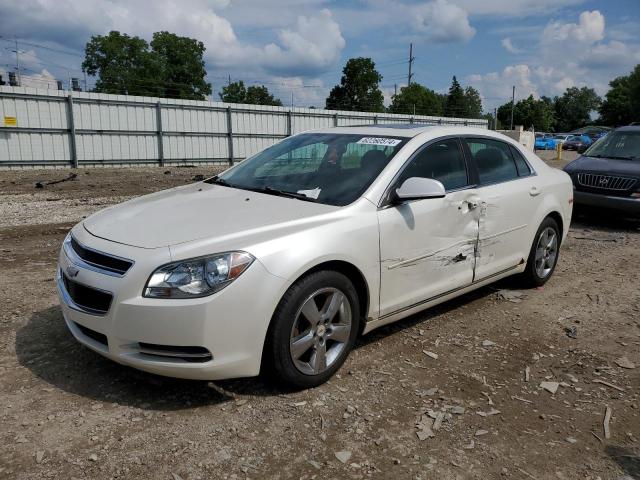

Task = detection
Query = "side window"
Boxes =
[465,138,518,185]
[397,139,468,191]
[509,145,532,177]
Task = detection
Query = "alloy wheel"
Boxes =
[534,227,558,279]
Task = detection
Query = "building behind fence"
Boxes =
[0,86,488,168]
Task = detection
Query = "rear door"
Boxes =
[462,137,541,280]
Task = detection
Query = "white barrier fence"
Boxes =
[0,86,488,168]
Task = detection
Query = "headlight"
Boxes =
[143,252,254,299]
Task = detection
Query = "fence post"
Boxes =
[333,113,339,127]
[66,95,78,168]
[374,115,378,125]
[227,106,234,165]
[287,110,293,137]
[156,101,164,166]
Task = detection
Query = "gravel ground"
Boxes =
[1,154,639,480]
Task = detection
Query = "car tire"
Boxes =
[265,270,360,389]
[521,217,561,287]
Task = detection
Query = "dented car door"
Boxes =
[377,138,480,318]
[463,137,541,280]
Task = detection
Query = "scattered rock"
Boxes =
[540,381,560,394]
[88,454,98,462]
[35,450,44,464]
[475,429,489,436]
[171,474,183,480]
[496,290,524,303]
[335,451,352,464]
[477,409,500,417]
[423,350,438,360]
[615,357,636,369]
[192,174,205,181]
[450,406,465,415]
[564,326,578,339]
[565,437,577,444]
[481,340,496,347]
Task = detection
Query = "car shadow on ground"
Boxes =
[571,206,640,232]
[16,284,500,409]
[605,446,640,480]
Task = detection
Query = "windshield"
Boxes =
[583,130,640,161]
[214,133,408,206]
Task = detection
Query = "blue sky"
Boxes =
[1,0,638,112]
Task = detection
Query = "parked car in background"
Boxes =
[535,133,557,150]
[553,134,572,145]
[562,135,590,152]
[564,125,640,214]
[57,125,573,388]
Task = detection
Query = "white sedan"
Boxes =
[57,125,573,388]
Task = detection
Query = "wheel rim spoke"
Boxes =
[290,330,315,360]
[310,341,327,374]
[535,227,557,279]
[322,291,344,322]
[327,324,350,343]
[301,298,321,326]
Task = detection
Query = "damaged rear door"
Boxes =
[377,137,481,318]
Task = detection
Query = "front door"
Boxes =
[377,138,481,318]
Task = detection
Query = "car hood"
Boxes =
[564,155,640,176]
[83,183,339,249]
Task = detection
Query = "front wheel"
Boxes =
[265,270,360,389]
[521,217,561,287]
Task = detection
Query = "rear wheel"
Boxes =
[521,217,560,287]
[266,270,359,389]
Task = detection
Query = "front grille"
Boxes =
[70,236,133,276]
[62,273,113,315]
[74,322,108,347]
[577,173,637,191]
[138,343,213,363]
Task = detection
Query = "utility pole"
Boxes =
[493,107,497,130]
[291,91,294,107]
[394,83,397,96]
[13,38,21,85]
[510,85,515,130]
[407,43,414,86]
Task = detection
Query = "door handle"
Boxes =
[530,186,541,197]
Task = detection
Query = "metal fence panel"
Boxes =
[0,86,488,168]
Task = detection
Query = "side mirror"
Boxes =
[394,177,446,202]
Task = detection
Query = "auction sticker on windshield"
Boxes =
[357,137,402,147]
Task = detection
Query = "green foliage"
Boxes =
[599,65,640,126]
[553,86,600,132]
[82,30,211,99]
[388,83,445,116]
[496,95,555,131]
[325,58,384,112]
[218,80,282,106]
[464,86,482,118]
[150,32,211,100]
[445,76,466,117]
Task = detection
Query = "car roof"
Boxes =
[616,125,640,132]
[308,124,498,139]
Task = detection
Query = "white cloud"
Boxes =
[468,10,639,110]
[412,0,476,43]
[451,0,587,17]
[541,10,604,45]
[501,38,522,54]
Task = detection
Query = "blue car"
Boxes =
[535,133,557,150]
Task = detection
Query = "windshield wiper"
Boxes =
[248,186,320,202]
[205,176,234,187]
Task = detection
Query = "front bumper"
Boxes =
[574,190,640,214]
[57,226,288,381]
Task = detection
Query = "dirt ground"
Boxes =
[1,153,639,480]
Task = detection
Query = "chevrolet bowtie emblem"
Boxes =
[66,264,80,278]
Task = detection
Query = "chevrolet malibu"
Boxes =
[57,125,573,388]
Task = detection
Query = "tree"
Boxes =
[464,86,482,118]
[150,31,211,100]
[553,86,601,132]
[219,80,282,106]
[83,31,161,96]
[599,65,640,126]
[444,76,466,117]
[496,95,555,131]
[388,83,445,116]
[245,85,283,106]
[325,58,384,112]
[82,30,212,100]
